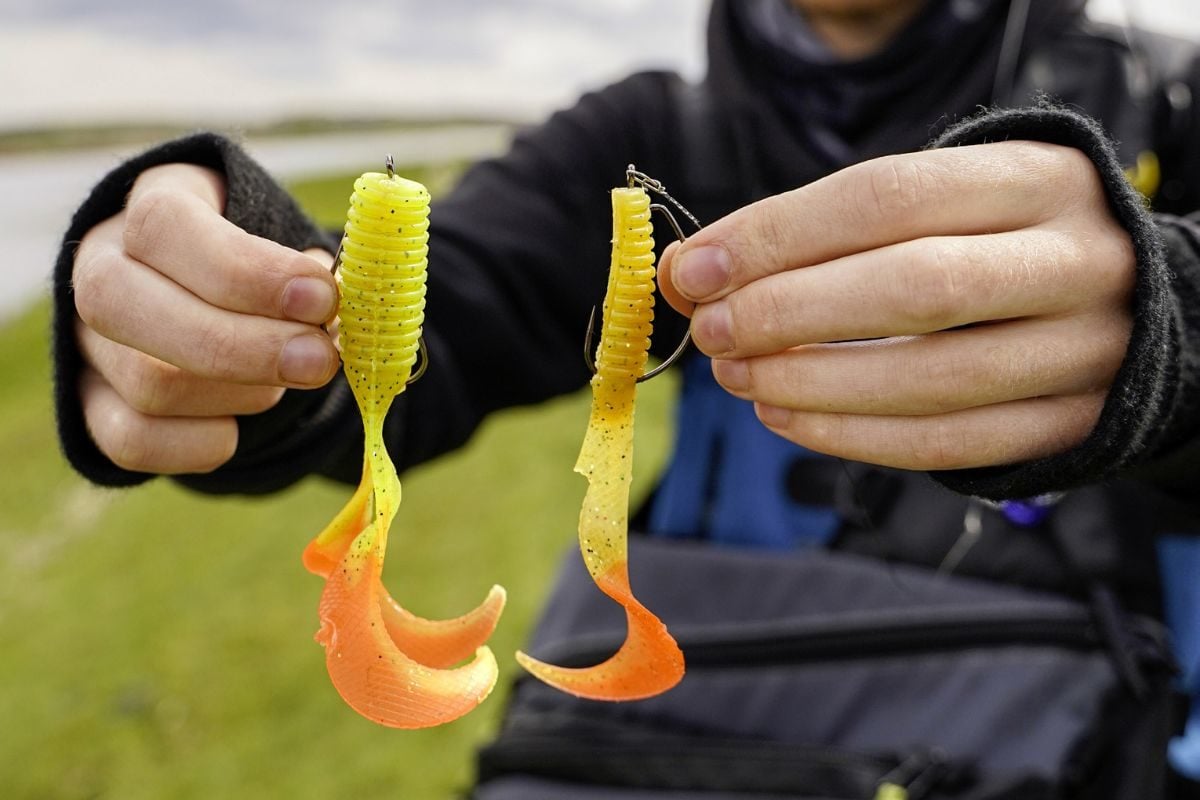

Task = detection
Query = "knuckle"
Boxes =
[229,238,319,318]
[911,350,977,411]
[760,282,794,342]
[799,411,848,454]
[93,402,155,472]
[195,322,248,382]
[1016,142,1102,213]
[891,242,966,330]
[123,356,185,415]
[231,235,285,288]
[1006,140,1078,179]
[89,387,239,473]
[1108,223,1136,270]
[738,196,796,274]
[755,198,795,250]
[733,281,792,351]
[1050,145,1100,191]
[1013,338,1064,395]
[72,249,121,328]
[123,187,183,260]
[1089,224,1137,296]
[860,156,931,224]
[1052,222,1134,308]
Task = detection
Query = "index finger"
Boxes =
[123,164,337,325]
[666,141,1089,303]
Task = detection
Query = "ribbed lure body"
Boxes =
[303,171,505,728]
[516,187,685,700]
[339,171,430,449]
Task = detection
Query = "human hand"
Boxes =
[72,163,339,474]
[658,142,1135,471]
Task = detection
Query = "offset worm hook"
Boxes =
[327,154,428,385]
[584,164,701,383]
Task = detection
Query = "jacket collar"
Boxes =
[703,0,1088,171]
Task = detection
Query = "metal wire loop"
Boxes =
[626,164,702,233]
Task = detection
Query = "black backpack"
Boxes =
[476,539,1176,800]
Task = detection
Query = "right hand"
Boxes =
[72,163,340,475]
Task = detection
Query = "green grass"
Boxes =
[0,171,678,798]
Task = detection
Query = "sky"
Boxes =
[2,0,1199,132]
[0,0,707,129]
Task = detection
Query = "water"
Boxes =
[0,124,511,323]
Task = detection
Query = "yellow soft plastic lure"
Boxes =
[303,165,506,728]
[515,185,686,701]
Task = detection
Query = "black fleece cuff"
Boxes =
[52,132,340,490]
[1116,215,1200,495]
[923,105,1179,500]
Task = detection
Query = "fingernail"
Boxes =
[673,245,731,300]
[757,404,791,429]
[283,277,337,324]
[279,335,335,386]
[712,358,749,392]
[694,301,734,354]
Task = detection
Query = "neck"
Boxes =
[795,1,930,59]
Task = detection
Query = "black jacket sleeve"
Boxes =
[52,73,686,494]
[926,105,1200,502]
[51,132,340,491]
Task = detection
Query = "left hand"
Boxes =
[658,141,1136,471]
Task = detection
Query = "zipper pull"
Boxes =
[874,749,947,800]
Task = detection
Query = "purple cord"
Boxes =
[998,494,1062,527]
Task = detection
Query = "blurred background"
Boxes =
[0,1,1198,798]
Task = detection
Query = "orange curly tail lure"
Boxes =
[303,159,506,728]
[516,174,688,700]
